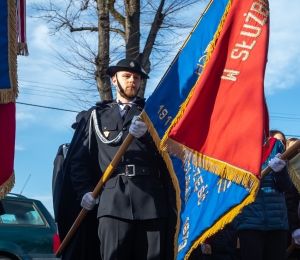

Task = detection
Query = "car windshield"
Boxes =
[0,199,45,226]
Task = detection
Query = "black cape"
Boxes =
[56,99,178,260]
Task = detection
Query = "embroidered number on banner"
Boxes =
[157,105,172,127]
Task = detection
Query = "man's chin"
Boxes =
[122,90,138,99]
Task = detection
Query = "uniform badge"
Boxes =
[130,62,135,67]
[103,131,110,138]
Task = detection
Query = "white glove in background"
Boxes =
[268,153,286,172]
[292,229,300,245]
[81,192,99,210]
[129,115,148,138]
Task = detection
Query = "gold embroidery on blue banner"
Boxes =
[178,217,190,252]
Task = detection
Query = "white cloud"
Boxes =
[16,112,35,121]
[264,0,300,94]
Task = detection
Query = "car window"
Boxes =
[0,200,45,226]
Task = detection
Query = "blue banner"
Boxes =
[0,0,12,90]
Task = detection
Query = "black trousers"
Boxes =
[98,217,167,260]
[238,230,287,260]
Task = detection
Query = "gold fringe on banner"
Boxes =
[288,154,300,194]
[141,111,182,258]
[0,171,15,200]
[17,42,29,56]
[0,0,18,104]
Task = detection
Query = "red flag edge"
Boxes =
[0,170,15,200]
[0,0,18,104]
[142,0,262,259]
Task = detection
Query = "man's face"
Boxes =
[112,71,141,99]
[274,133,286,150]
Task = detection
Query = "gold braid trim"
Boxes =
[0,0,18,104]
[0,171,15,200]
[141,111,181,259]
[288,154,300,194]
[160,0,232,150]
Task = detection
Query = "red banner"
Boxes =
[0,102,16,199]
[168,0,269,178]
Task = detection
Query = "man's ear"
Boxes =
[111,74,117,86]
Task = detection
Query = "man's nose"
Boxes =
[129,75,135,83]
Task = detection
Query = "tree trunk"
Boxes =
[96,0,113,101]
[125,0,140,60]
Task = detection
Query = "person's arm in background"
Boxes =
[285,184,300,244]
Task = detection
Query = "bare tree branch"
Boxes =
[109,27,126,39]
[70,27,98,32]
[141,0,165,72]
[108,0,125,28]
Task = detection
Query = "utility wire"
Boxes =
[16,102,80,113]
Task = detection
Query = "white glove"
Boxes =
[81,192,99,210]
[268,153,286,172]
[129,116,148,138]
[292,229,300,245]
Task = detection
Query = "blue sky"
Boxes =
[11,0,300,215]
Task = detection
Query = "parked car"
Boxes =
[0,194,60,260]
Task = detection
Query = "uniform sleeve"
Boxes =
[52,145,64,194]
[285,184,300,232]
[69,116,100,201]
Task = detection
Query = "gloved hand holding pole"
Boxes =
[261,139,300,179]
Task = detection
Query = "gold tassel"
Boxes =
[0,171,15,200]
[17,42,29,56]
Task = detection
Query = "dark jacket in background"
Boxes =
[52,144,69,222]
[203,223,240,260]
[235,139,292,231]
[285,184,300,232]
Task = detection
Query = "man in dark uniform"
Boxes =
[52,110,86,220]
[66,59,177,260]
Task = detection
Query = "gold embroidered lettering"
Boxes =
[157,105,164,115]
[251,2,269,18]
[231,49,249,61]
[235,40,257,50]
[257,0,268,7]
[246,12,267,26]
[198,185,209,206]
[221,69,240,81]
[193,168,201,182]
[178,217,190,252]
[217,179,227,193]
[194,175,204,192]
[159,109,168,120]
[241,24,262,38]
[164,116,172,126]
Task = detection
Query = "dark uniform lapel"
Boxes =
[122,104,141,127]
[105,104,124,131]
